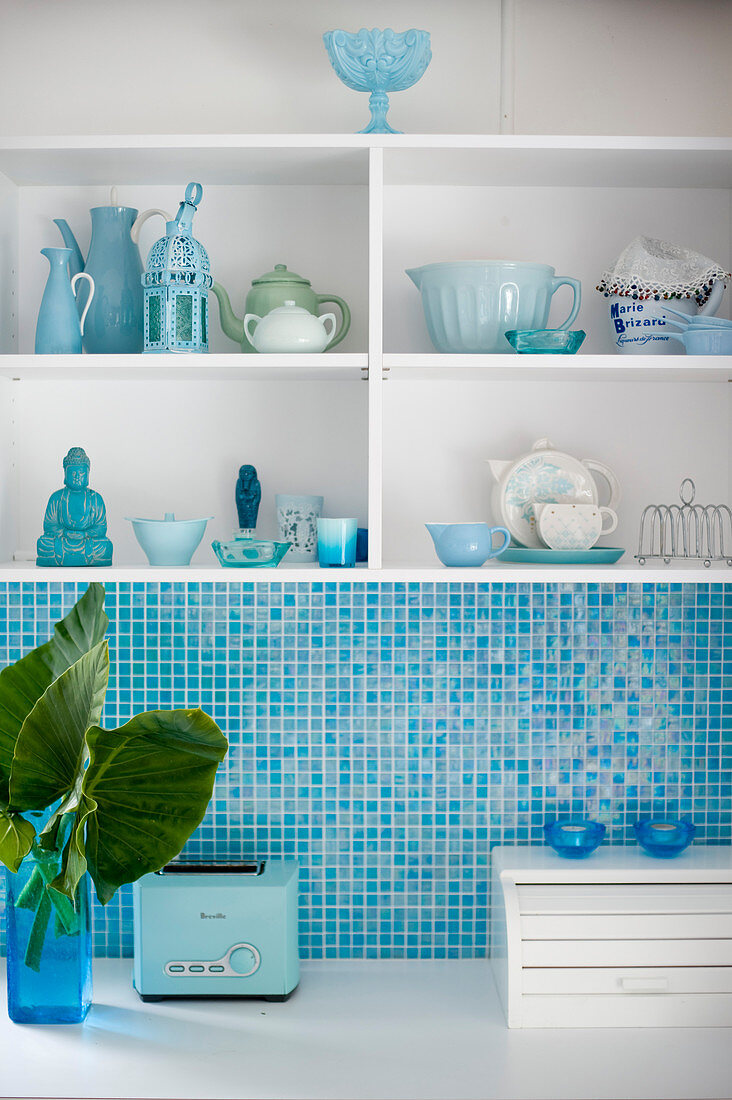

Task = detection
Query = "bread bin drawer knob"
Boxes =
[619,976,669,994]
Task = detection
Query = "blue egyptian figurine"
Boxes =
[235,464,261,533]
[36,447,113,566]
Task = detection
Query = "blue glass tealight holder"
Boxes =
[634,819,695,858]
[544,819,606,858]
[317,518,357,567]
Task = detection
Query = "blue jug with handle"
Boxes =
[35,247,95,354]
[426,522,511,567]
[54,187,170,354]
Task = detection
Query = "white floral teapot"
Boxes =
[487,437,621,548]
[244,301,337,354]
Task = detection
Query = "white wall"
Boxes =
[513,0,732,136]
[0,0,501,136]
[0,0,729,137]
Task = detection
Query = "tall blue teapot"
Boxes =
[54,188,170,354]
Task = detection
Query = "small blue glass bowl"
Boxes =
[634,819,695,858]
[212,537,291,568]
[505,329,586,354]
[544,819,606,858]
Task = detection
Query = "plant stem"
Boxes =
[16,864,44,911]
[24,890,52,972]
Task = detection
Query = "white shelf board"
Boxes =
[378,563,732,583]
[0,137,371,186]
[4,354,727,384]
[381,136,732,187]
[383,353,732,383]
[0,562,370,583]
[0,353,368,382]
[1,958,731,1100]
[0,563,728,584]
[0,134,729,188]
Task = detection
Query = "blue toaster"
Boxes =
[132,860,299,1001]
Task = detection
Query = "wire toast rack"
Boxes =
[636,479,732,567]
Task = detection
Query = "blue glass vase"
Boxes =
[5,847,92,1024]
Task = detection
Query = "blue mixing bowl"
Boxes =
[634,819,695,858]
[544,819,606,858]
[406,262,581,353]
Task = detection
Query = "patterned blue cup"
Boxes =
[317,518,358,567]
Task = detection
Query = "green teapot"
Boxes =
[212,264,351,353]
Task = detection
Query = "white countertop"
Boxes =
[1,960,731,1100]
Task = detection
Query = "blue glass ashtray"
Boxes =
[634,819,695,858]
[505,329,586,354]
[544,819,606,858]
[212,537,291,568]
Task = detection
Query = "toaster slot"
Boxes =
[158,861,264,875]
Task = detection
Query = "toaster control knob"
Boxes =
[229,945,259,975]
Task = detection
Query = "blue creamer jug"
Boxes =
[54,187,170,354]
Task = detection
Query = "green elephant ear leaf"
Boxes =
[73,709,227,904]
[9,641,109,813]
[0,805,35,872]
[0,584,108,802]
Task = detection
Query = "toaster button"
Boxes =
[189,965,205,972]
[209,965,225,972]
[229,946,259,975]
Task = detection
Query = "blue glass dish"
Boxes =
[544,819,606,858]
[634,819,695,858]
[212,537,291,568]
[505,329,586,354]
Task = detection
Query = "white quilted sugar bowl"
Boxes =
[532,502,618,551]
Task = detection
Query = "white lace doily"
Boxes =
[596,236,730,306]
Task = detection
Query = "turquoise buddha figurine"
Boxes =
[36,447,113,567]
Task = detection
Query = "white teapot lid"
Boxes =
[266,300,311,315]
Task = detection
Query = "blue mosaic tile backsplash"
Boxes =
[0,581,730,959]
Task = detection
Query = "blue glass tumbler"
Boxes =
[317,518,358,567]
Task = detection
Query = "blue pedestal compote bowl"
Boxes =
[323,28,432,134]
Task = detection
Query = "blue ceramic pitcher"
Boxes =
[35,247,95,354]
[55,188,169,354]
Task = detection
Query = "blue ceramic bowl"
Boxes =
[544,819,606,858]
[127,514,211,566]
[634,819,695,858]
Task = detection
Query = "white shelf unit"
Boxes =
[0,135,730,581]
